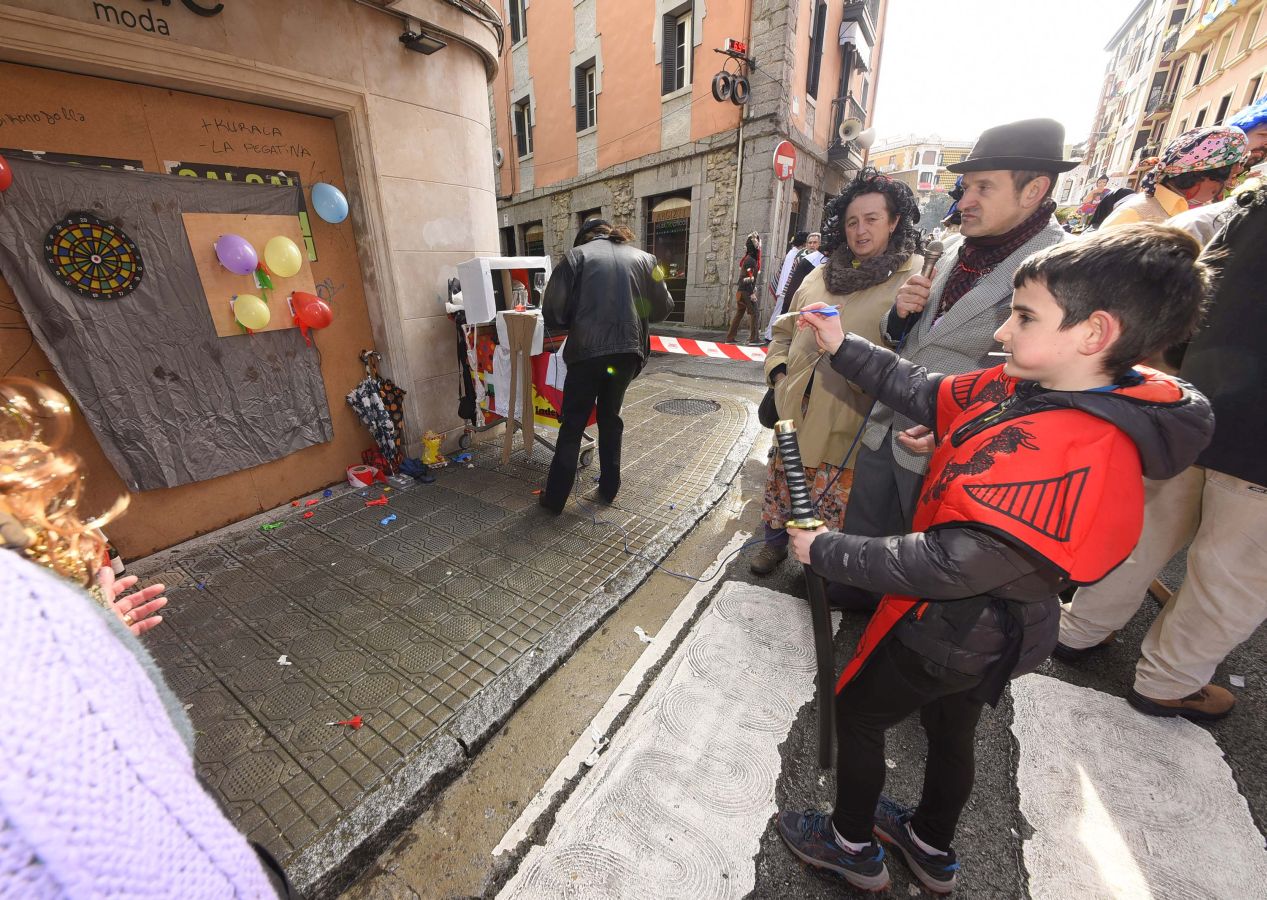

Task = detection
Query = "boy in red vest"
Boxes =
[780,224,1214,894]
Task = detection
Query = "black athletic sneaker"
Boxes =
[1051,632,1116,664]
[873,796,961,894]
[776,810,890,892]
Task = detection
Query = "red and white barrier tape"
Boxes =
[650,335,767,362]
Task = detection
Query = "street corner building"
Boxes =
[490,0,891,327]
[0,0,504,558]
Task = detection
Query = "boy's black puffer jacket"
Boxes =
[808,335,1214,688]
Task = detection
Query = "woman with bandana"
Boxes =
[1100,127,1248,228]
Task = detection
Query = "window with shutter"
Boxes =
[661,5,693,95]
[514,99,532,157]
[661,14,677,95]
[586,67,597,128]
[509,0,526,44]
[806,2,828,99]
[575,62,597,131]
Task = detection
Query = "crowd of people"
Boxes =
[3,90,1264,900]
[754,106,1266,893]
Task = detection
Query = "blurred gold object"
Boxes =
[0,378,127,589]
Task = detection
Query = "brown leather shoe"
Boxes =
[749,542,787,575]
[1127,684,1236,723]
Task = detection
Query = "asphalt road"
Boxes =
[632,347,1267,899]
[348,346,1267,898]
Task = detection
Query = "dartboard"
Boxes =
[43,213,144,300]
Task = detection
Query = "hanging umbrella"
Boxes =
[346,351,403,472]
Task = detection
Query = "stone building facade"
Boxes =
[491,0,889,327]
[0,0,502,555]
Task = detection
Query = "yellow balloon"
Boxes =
[233,293,271,330]
[263,235,303,278]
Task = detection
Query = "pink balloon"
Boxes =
[0,155,12,192]
[214,233,258,275]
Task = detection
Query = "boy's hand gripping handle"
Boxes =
[774,419,835,769]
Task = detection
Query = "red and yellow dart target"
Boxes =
[44,213,145,300]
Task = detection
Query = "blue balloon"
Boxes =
[311,182,349,224]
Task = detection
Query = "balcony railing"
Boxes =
[842,0,878,46]
[1145,88,1177,116]
[1160,26,1179,57]
[828,94,869,164]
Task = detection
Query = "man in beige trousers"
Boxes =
[1056,190,1267,722]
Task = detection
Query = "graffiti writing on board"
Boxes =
[198,118,312,159]
[315,278,345,304]
[0,108,88,128]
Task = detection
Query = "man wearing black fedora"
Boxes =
[838,118,1077,581]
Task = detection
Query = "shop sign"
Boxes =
[89,0,224,37]
[0,148,144,170]
[165,160,317,261]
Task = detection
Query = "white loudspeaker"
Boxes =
[838,117,863,143]
[856,128,877,150]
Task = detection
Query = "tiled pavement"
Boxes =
[128,371,762,898]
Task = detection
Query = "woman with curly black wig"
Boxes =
[751,168,923,576]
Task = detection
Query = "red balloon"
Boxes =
[290,290,321,309]
[296,297,332,329]
[0,156,12,192]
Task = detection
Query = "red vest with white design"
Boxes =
[836,364,1184,693]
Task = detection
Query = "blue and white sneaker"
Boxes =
[873,796,961,894]
[776,809,890,892]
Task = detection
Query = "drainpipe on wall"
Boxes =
[725,111,746,296]
[724,0,758,303]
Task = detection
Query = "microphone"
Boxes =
[899,239,944,342]
[920,240,944,280]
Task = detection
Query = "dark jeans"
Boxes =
[541,353,640,510]
[832,639,985,851]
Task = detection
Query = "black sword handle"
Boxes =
[774,419,835,769]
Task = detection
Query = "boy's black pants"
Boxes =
[541,353,640,509]
[832,638,986,851]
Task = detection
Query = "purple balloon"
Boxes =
[214,233,259,276]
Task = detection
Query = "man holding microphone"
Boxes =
[838,119,1075,588]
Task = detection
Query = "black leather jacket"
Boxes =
[542,237,673,367]
[809,335,1214,695]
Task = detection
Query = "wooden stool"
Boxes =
[501,311,538,464]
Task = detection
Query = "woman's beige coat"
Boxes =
[762,254,921,469]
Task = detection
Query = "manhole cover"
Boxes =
[654,398,721,416]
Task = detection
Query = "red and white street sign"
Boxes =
[773,140,797,181]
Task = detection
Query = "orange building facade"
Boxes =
[490,0,889,326]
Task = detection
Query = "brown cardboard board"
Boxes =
[182,212,317,336]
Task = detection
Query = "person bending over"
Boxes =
[539,220,672,513]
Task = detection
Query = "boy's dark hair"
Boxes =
[1164,164,1236,191]
[1011,170,1057,200]
[1013,223,1210,378]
